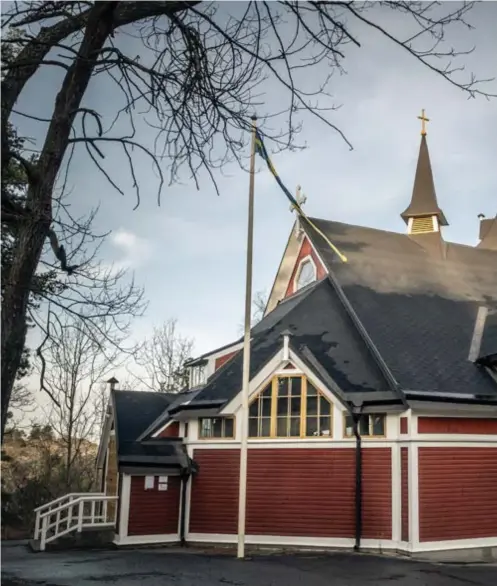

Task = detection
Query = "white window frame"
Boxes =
[190,364,206,388]
[294,255,317,291]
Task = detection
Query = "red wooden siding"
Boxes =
[158,421,180,438]
[246,448,391,539]
[128,475,181,536]
[401,448,409,542]
[189,450,240,534]
[215,350,239,371]
[285,237,327,297]
[418,417,497,435]
[400,417,408,435]
[189,448,391,539]
[418,447,497,542]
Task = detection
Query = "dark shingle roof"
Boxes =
[303,218,497,398]
[192,278,390,407]
[188,216,497,410]
[112,390,191,470]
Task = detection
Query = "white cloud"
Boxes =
[109,228,153,272]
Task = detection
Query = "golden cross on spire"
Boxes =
[418,109,430,136]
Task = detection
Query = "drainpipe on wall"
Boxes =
[179,473,189,546]
[352,406,363,552]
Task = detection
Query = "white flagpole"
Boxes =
[237,114,257,559]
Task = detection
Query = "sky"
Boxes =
[10,1,497,391]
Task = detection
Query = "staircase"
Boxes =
[32,493,118,551]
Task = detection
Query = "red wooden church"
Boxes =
[96,125,497,556]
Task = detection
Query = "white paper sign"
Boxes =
[158,476,168,483]
[158,482,168,491]
[144,475,155,490]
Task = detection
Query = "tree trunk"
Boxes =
[1,210,49,441]
[1,2,120,442]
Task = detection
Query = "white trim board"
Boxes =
[186,533,398,550]
[412,537,497,553]
[115,533,180,546]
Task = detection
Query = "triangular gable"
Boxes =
[266,221,328,315]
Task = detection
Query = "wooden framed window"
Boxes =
[344,414,385,438]
[249,375,333,439]
[199,417,235,439]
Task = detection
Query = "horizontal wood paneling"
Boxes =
[246,448,391,539]
[189,448,391,539]
[419,447,497,542]
[401,447,409,542]
[189,450,240,534]
[215,350,239,371]
[128,475,180,536]
[418,417,497,435]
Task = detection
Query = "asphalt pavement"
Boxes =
[2,542,497,586]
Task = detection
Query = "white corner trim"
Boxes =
[115,533,180,546]
[391,445,401,544]
[118,474,131,541]
[412,537,497,553]
[408,443,419,549]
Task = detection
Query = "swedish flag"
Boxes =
[254,128,348,263]
[255,130,300,210]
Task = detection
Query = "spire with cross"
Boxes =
[418,108,430,136]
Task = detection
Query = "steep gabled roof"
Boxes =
[400,135,448,225]
[301,218,497,399]
[189,278,391,408]
[111,390,191,471]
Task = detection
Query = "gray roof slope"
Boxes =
[113,390,175,445]
[112,390,191,469]
[303,218,497,397]
[193,278,390,407]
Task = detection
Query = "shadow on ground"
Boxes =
[2,542,497,586]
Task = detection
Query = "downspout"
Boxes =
[179,473,189,546]
[352,406,363,552]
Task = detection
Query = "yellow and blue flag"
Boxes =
[255,130,300,211]
[254,129,348,263]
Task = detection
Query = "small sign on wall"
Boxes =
[144,475,155,490]
[158,476,168,491]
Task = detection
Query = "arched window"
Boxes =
[248,375,333,438]
[295,257,317,291]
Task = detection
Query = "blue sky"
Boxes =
[13,1,497,365]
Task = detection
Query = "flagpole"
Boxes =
[237,114,257,559]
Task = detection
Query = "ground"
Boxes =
[2,543,497,586]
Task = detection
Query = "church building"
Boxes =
[97,117,497,557]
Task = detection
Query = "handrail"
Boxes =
[34,492,104,513]
[34,493,117,549]
[38,495,116,519]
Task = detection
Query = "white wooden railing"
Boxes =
[34,493,118,551]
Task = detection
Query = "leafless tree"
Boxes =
[130,319,194,392]
[37,312,124,487]
[1,1,495,439]
[252,290,268,325]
